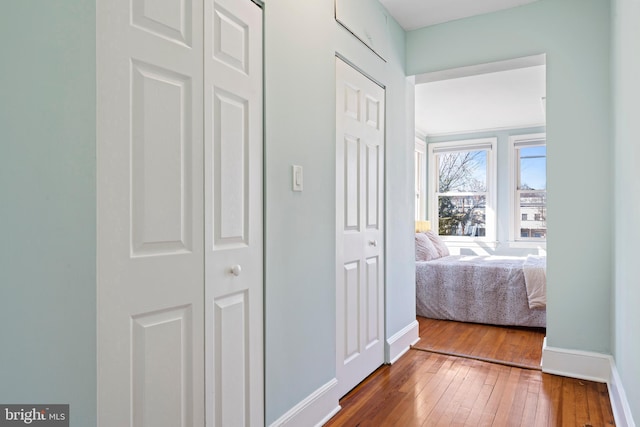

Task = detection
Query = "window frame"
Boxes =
[415,138,427,220]
[427,137,497,242]
[508,133,547,243]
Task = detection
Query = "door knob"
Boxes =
[230,265,242,276]
[369,240,378,247]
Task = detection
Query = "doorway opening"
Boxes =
[413,54,547,369]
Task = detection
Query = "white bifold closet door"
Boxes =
[97,0,263,425]
[204,0,263,426]
[335,57,386,398]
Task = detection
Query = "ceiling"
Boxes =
[377,0,546,137]
[379,0,540,31]
[414,61,546,136]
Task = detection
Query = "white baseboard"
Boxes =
[542,338,636,427]
[609,362,637,427]
[541,337,611,382]
[386,320,419,364]
[268,378,341,427]
[269,320,420,427]
[269,338,636,427]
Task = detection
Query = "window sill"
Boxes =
[504,240,547,249]
[439,239,546,256]
[441,239,499,251]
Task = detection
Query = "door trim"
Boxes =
[335,52,386,90]
[335,55,386,397]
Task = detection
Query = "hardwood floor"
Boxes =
[414,317,546,370]
[325,318,615,427]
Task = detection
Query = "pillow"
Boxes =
[424,230,450,258]
[415,232,440,261]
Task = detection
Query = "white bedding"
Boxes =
[416,255,546,328]
[523,255,547,309]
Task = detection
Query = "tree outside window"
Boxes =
[436,150,488,236]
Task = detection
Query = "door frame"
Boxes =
[334,53,388,397]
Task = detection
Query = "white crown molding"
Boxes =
[415,54,546,84]
[424,123,546,139]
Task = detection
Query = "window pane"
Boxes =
[519,146,546,190]
[438,195,486,236]
[520,191,546,239]
[437,150,487,192]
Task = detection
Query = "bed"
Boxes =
[415,231,546,328]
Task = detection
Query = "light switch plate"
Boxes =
[292,165,303,192]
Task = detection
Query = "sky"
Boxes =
[519,145,546,190]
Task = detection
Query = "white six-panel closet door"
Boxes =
[335,57,386,399]
[97,0,263,425]
[204,0,263,426]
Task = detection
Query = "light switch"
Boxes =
[292,165,303,192]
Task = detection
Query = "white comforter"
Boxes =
[523,255,547,309]
[416,255,546,328]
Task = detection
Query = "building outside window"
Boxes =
[510,134,546,241]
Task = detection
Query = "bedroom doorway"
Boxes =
[413,55,547,366]
[335,57,386,398]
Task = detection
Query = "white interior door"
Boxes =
[204,1,263,426]
[335,57,385,398]
[97,0,205,425]
[98,0,263,426]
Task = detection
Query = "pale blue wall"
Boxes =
[4,0,626,425]
[612,0,640,422]
[0,1,414,425]
[0,2,96,427]
[408,0,612,354]
[427,126,546,255]
[264,0,414,423]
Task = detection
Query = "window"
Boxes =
[510,134,546,241]
[428,138,496,240]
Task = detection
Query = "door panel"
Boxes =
[213,292,248,427]
[366,143,380,229]
[343,261,361,363]
[98,0,262,425]
[131,60,194,256]
[213,89,248,247]
[204,0,263,426]
[97,0,204,424]
[336,57,385,398]
[132,306,194,427]
[132,0,193,45]
[365,256,380,347]
[344,136,361,230]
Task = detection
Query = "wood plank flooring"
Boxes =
[414,317,546,370]
[325,318,615,427]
